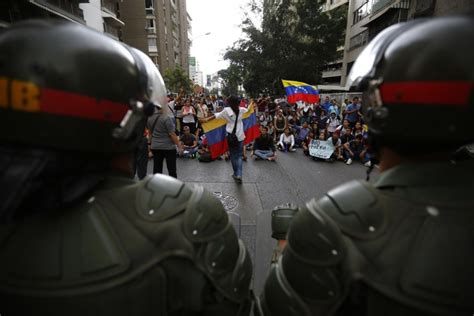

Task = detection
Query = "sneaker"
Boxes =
[364,160,372,167]
[290,148,296,152]
[346,158,353,165]
[232,175,242,183]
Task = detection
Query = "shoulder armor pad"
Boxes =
[320,180,387,239]
[135,174,193,222]
[184,185,229,242]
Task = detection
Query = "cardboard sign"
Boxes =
[309,140,334,159]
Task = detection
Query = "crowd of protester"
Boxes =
[143,93,371,180]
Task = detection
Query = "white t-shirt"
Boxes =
[215,107,249,142]
[278,133,295,147]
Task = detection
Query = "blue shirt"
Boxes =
[321,101,331,113]
[345,103,358,122]
[328,105,339,117]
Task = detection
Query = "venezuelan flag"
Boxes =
[282,79,320,104]
[202,102,260,159]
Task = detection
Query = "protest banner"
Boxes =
[309,139,334,159]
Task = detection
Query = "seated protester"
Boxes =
[326,131,343,162]
[267,121,275,139]
[340,127,355,145]
[251,126,277,161]
[336,119,351,136]
[302,130,315,156]
[277,128,296,152]
[343,134,370,166]
[317,109,328,136]
[287,109,299,130]
[179,126,198,158]
[294,122,311,147]
[311,122,319,136]
[353,121,364,137]
[326,111,341,137]
[305,108,315,125]
[197,135,215,162]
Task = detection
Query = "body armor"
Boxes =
[261,160,474,316]
[0,174,252,315]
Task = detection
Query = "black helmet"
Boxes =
[347,15,474,151]
[0,20,166,154]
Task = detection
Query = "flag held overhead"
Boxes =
[282,79,320,104]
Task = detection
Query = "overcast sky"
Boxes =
[186,0,255,78]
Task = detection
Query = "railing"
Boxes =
[349,29,369,50]
[353,0,371,25]
[101,0,118,14]
[37,0,84,20]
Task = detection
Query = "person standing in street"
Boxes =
[147,103,183,178]
[202,95,250,183]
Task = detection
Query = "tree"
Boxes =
[224,0,347,96]
[163,66,193,95]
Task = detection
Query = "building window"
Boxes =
[349,30,369,50]
[148,38,158,52]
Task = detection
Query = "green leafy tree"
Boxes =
[224,0,347,96]
[218,64,242,96]
[163,66,193,95]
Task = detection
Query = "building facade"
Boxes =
[119,0,190,73]
[341,0,474,86]
[0,0,123,40]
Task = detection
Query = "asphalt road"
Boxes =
[145,147,379,294]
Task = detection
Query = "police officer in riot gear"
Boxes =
[260,15,474,316]
[0,20,252,315]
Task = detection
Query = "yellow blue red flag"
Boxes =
[202,102,260,159]
[282,79,320,104]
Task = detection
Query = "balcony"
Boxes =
[28,0,85,23]
[101,0,117,15]
[145,6,155,15]
[322,69,342,78]
[146,27,156,34]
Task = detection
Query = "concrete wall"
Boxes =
[120,0,147,53]
[80,0,104,32]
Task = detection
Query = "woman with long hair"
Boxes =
[201,96,250,183]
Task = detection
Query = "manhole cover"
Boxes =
[213,191,239,212]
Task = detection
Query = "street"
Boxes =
[146,148,379,294]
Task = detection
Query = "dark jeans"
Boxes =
[229,141,243,177]
[152,149,177,178]
[134,136,149,180]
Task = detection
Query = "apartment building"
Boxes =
[341,0,474,86]
[119,0,190,73]
[321,0,349,85]
[0,0,123,40]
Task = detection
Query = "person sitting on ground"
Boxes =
[336,119,351,136]
[353,121,364,137]
[179,125,198,158]
[326,131,344,162]
[302,130,315,156]
[326,111,341,137]
[317,109,328,136]
[340,127,355,145]
[251,126,277,161]
[343,134,370,166]
[277,128,296,152]
[294,121,311,147]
